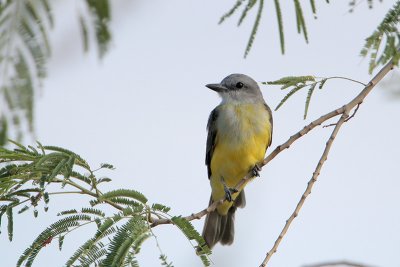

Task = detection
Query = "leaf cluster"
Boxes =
[0,141,210,266]
[361,0,400,73]
[219,0,327,57]
[264,75,325,119]
[0,0,112,143]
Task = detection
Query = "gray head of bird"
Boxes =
[206,73,264,104]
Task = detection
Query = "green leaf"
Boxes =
[79,15,89,52]
[200,254,211,267]
[102,216,150,267]
[97,177,112,184]
[318,78,327,89]
[18,205,30,214]
[43,192,49,204]
[85,0,111,58]
[275,85,305,111]
[219,0,244,24]
[0,0,112,142]
[151,203,171,213]
[310,0,316,15]
[294,0,308,43]
[100,163,115,170]
[57,209,78,216]
[43,146,88,168]
[238,0,258,26]
[40,0,53,26]
[101,189,148,204]
[171,216,211,258]
[71,171,92,185]
[64,155,75,179]
[48,158,68,182]
[159,254,174,267]
[361,1,400,73]
[244,0,263,58]
[265,75,315,86]
[92,197,144,209]
[6,207,13,241]
[24,0,51,57]
[58,235,64,251]
[304,82,317,119]
[0,118,7,146]
[66,216,120,266]
[274,0,285,54]
[81,207,105,217]
[17,215,92,266]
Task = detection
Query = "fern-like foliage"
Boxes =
[0,0,52,142]
[0,141,210,266]
[0,1,112,143]
[219,0,322,57]
[159,254,174,267]
[361,0,400,73]
[264,75,365,119]
[171,216,211,266]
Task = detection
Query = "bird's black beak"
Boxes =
[206,83,228,93]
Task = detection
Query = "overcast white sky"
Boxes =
[2,1,400,267]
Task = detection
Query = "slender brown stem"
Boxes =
[260,112,349,266]
[326,76,367,86]
[259,58,395,266]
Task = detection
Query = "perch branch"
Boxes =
[259,58,395,266]
[151,58,395,228]
[260,112,349,266]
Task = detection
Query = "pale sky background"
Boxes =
[2,1,400,267]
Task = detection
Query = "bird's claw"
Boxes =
[223,185,238,202]
[252,164,261,177]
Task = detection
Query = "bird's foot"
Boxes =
[223,184,238,202]
[251,164,262,177]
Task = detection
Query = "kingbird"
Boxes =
[202,73,273,249]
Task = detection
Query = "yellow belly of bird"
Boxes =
[210,103,271,215]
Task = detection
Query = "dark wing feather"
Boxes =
[264,103,273,149]
[206,107,219,179]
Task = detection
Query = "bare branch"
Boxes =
[303,260,377,267]
[260,112,349,266]
[259,58,396,266]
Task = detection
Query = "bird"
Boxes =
[202,73,273,249]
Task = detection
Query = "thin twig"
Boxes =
[326,76,367,86]
[323,103,361,128]
[260,112,349,266]
[48,191,86,195]
[345,103,361,122]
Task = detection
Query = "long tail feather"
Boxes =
[202,191,246,249]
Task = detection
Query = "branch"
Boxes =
[260,112,348,266]
[259,58,396,266]
[151,56,395,237]
[303,260,377,267]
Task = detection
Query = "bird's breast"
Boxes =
[211,103,272,187]
[216,103,270,146]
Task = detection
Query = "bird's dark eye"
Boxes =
[236,82,244,89]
